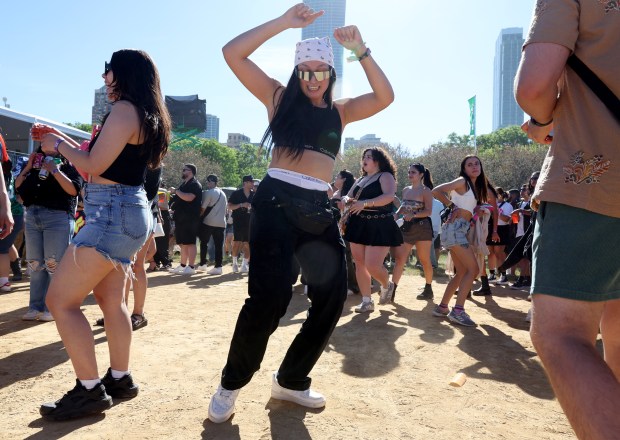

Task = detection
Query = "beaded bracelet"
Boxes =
[54,138,64,153]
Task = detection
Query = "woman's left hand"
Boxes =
[333,25,365,54]
[492,231,500,242]
[40,133,63,155]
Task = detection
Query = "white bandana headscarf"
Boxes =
[294,37,334,68]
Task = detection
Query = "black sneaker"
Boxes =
[473,286,492,296]
[416,285,434,300]
[101,368,139,399]
[40,380,112,421]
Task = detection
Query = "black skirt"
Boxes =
[344,211,403,247]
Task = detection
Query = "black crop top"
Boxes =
[89,131,148,186]
[273,104,342,159]
[352,176,393,212]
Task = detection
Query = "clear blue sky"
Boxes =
[1,0,536,154]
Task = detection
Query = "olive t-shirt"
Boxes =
[525,0,620,217]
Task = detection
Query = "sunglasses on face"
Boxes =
[296,69,331,82]
[104,61,111,75]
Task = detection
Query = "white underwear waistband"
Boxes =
[267,168,331,192]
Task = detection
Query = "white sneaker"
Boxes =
[0,282,11,292]
[240,262,249,273]
[208,384,240,423]
[379,281,395,305]
[525,309,532,323]
[170,265,185,273]
[183,266,196,275]
[232,263,239,273]
[271,372,325,408]
[354,300,375,313]
[39,311,55,322]
[22,309,41,321]
[196,264,208,272]
[207,266,223,275]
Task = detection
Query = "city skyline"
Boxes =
[493,28,525,130]
[0,1,537,154]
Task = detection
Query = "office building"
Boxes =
[227,133,250,149]
[92,85,112,125]
[302,0,346,97]
[344,133,382,151]
[493,28,525,130]
[203,114,220,141]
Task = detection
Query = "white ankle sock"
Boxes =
[242,258,248,265]
[80,378,101,390]
[233,257,238,265]
[111,369,129,379]
[362,296,371,303]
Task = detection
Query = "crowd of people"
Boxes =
[0,2,617,438]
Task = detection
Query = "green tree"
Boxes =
[65,122,93,133]
[234,143,270,186]
[476,125,530,149]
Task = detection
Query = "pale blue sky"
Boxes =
[1,0,536,154]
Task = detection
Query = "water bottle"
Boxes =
[39,156,54,180]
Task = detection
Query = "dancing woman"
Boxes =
[208,3,393,423]
[38,49,171,420]
[392,163,435,301]
[431,155,497,327]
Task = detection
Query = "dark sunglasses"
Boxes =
[296,68,331,82]
[104,61,111,75]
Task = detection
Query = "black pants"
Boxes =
[199,224,224,267]
[154,210,171,267]
[221,175,347,391]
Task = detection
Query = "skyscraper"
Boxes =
[493,28,525,130]
[302,0,346,97]
[204,114,220,141]
[92,85,112,125]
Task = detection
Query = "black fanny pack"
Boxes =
[270,185,334,235]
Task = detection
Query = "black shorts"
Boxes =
[175,218,199,245]
[233,221,250,242]
[487,224,512,247]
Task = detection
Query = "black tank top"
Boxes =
[352,175,393,212]
[89,131,148,186]
[273,104,342,159]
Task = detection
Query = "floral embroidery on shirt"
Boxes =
[563,151,611,184]
[598,0,620,13]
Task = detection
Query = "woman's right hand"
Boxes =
[281,3,324,29]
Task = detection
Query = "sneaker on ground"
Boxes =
[0,282,11,292]
[207,266,223,275]
[131,313,148,331]
[101,368,139,399]
[208,384,240,423]
[39,311,55,322]
[432,304,449,317]
[510,279,525,290]
[448,309,476,327]
[196,264,209,272]
[240,262,249,273]
[496,275,509,285]
[182,266,196,275]
[40,380,112,421]
[378,281,394,305]
[232,263,239,273]
[22,309,41,321]
[354,300,374,313]
[170,265,185,274]
[525,309,532,323]
[487,273,497,282]
[472,286,492,296]
[271,372,325,408]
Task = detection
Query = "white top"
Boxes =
[450,187,477,214]
[497,201,514,226]
[430,198,443,235]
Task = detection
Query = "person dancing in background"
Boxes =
[432,155,498,327]
[208,3,393,423]
[37,49,171,420]
[392,163,435,301]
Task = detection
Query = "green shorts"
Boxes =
[532,202,620,301]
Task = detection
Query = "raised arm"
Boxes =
[334,26,394,127]
[222,3,324,111]
[432,177,467,207]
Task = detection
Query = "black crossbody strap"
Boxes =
[567,54,620,124]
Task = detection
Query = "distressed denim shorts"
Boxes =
[72,183,151,266]
[440,218,471,249]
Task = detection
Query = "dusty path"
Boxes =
[0,267,574,439]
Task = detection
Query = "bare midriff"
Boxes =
[452,208,473,222]
[269,148,335,183]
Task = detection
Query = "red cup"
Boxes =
[511,211,519,224]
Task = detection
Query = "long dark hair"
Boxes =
[528,171,540,194]
[338,169,355,195]
[459,155,489,203]
[105,49,171,169]
[362,147,397,177]
[409,163,434,189]
[260,67,337,161]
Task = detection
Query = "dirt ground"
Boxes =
[0,264,576,439]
